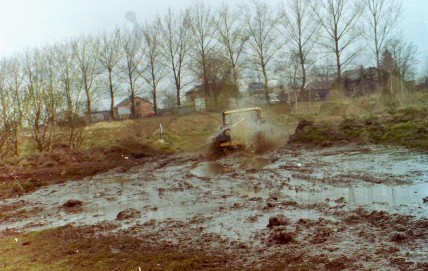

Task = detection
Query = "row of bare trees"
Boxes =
[0,0,420,156]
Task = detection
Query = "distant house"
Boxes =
[304,80,334,101]
[186,85,205,102]
[90,111,111,122]
[186,83,239,100]
[185,83,238,111]
[247,82,264,96]
[114,96,153,120]
[278,88,300,104]
[416,78,428,91]
[342,67,385,96]
[185,85,208,112]
[89,99,114,122]
[87,96,153,122]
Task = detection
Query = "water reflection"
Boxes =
[286,182,428,206]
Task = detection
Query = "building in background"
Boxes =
[114,96,153,120]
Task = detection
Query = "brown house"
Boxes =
[186,83,238,111]
[304,80,334,101]
[342,67,386,96]
[186,85,205,102]
[114,96,153,120]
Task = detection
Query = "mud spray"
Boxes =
[210,107,284,157]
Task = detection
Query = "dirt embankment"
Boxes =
[288,108,428,150]
[0,140,161,199]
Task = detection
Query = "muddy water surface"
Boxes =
[1,145,427,230]
[1,145,427,270]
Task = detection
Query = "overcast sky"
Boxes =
[0,0,427,73]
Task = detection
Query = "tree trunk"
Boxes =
[108,69,115,120]
[262,64,270,106]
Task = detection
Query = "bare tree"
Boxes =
[363,0,402,69]
[312,0,364,85]
[160,9,191,107]
[52,42,87,148]
[98,29,123,120]
[53,42,78,120]
[214,3,248,93]
[162,89,179,109]
[0,59,12,156]
[422,59,428,84]
[203,51,236,105]
[72,35,101,118]
[121,28,143,118]
[188,1,218,99]
[140,21,165,115]
[23,49,61,151]
[279,0,318,93]
[41,47,62,125]
[243,0,281,103]
[387,38,419,82]
[0,57,26,156]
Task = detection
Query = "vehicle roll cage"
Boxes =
[221,107,263,128]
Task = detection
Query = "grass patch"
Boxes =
[0,226,228,271]
[319,102,348,117]
[288,108,428,150]
[84,113,221,154]
[0,226,355,271]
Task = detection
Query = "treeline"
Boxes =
[0,0,420,156]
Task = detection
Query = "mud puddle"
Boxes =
[276,145,428,184]
[1,145,427,231]
[1,144,427,270]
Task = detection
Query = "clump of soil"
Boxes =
[391,232,408,242]
[288,108,428,150]
[267,214,290,228]
[62,199,83,208]
[62,199,83,212]
[312,227,333,244]
[268,229,295,245]
[325,257,349,271]
[116,208,141,221]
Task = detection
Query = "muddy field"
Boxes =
[1,143,427,270]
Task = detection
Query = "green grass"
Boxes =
[83,113,221,154]
[288,107,428,151]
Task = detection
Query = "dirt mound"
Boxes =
[267,215,295,245]
[62,199,84,212]
[62,199,83,208]
[267,214,290,228]
[288,108,428,150]
[269,229,295,245]
[0,142,160,199]
[287,119,350,147]
[116,208,141,221]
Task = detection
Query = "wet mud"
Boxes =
[1,144,427,270]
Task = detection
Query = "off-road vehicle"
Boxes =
[211,107,264,153]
